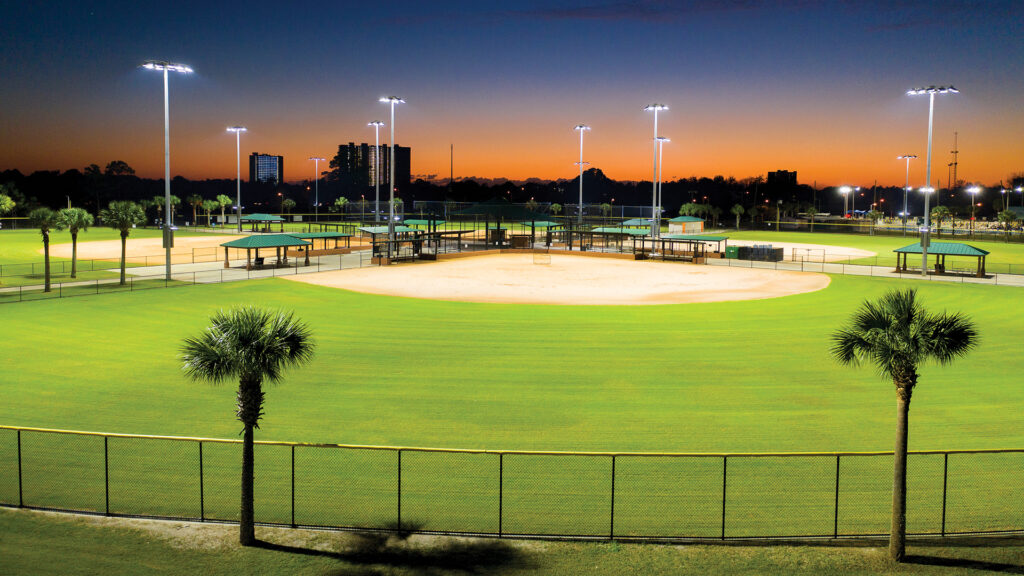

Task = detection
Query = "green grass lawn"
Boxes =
[1,274,1022,537]
[4,509,1024,576]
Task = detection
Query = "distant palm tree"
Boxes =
[931,206,951,238]
[217,194,233,226]
[550,203,562,216]
[831,289,976,561]
[57,207,94,278]
[28,207,60,292]
[730,203,744,230]
[187,194,203,226]
[202,199,220,227]
[331,196,349,214]
[997,209,1017,242]
[181,307,315,546]
[0,192,15,215]
[99,201,146,285]
[806,206,817,232]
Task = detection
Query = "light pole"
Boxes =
[908,85,958,276]
[656,137,670,232]
[226,126,246,232]
[897,155,917,236]
[1001,188,1007,212]
[379,96,404,259]
[574,124,590,228]
[1017,186,1023,208]
[967,185,981,237]
[839,186,851,217]
[308,157,325,222]
[142,60,192,282]
[644,104,668,239]
[368,121,384,222]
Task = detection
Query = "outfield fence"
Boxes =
[1,426,1022,540]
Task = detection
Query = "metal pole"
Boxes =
[199,441,204,520]
[657,140,664,236]
[721,456,727,540]
[375,124,381,223]
[941,453,948,536]
[922,92,935,276]
[163,68,172,282]
[651,109,659,239]
[236,131,242,233]
[396,449,402,529]
[609,455,616,539]
[498,453,504,537]
[313,159,319,223]
[578,128,584,228]
[291,445,296,527]
[104,435,109,515]
[17,429,23,507]
[833,455,841,538]
[903,158,910,237]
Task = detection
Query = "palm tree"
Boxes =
[181,307,315,546]
[550,203,562,216]
[57,207,94,278]
[831,289,976,561]
[217,194,233,226]
[169,195,181,225]
[281,198,296,214]
[203,199,220,227]
[0,192,15,215]
[187,194,203,227]
[28,208,60,292]
[806,206,817,232]
[730,204,744,230]
[997,209,1017,242]
[99,201,146,285]
[331,196,349,214]
[151,195,165,224]
[931,206,951,238]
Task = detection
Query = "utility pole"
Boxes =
[950,131,959,191]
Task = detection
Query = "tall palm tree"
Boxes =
[28,208,60,292]
[0,192,15,215]
[997,209,1017,242]
[187,194,203,227]
[730,203,745,230]
[831,289,976,561]
[99,201,146,285]
[181,307,315,546]
[57,207,94,278]
[217,194,233,226]
[931,206,951,238]
[202,199,220,227]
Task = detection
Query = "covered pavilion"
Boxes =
[240,213,286,233]
[894,242,989,277]
[220,234,310,270]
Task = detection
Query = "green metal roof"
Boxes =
[404,219,446,226]
[358,226,420,235]
[240,213,285,222]
[894,242,990,257]
[592,227,650,235]
[668,216,705,222]
[285,232,351,239]
[661,234,728,242]
[622,218,652,226]
[522,221,561,227]
[220,234,311,249]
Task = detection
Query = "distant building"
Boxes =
[767,170,797,187]
[249,153,284,184]
[331,143,410,191]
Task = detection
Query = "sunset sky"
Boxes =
[2,1,1023,188]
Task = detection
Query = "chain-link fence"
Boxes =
[1,426,1022,539]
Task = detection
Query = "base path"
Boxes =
[287,253,831,305]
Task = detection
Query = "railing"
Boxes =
[1,426,1021,540]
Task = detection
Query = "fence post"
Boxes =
[609,455,616,539]
[199,441,204,521]
[291,445,296,527]
[104,436,109,515]
[833,454,840,538]
[941,452,948,536]
[396,449,402,530]
[17,429,23,507]
[498,453,503,537]
[721,455,727,540]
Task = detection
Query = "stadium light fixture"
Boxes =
[908,85,958,276]
[644,104,668,238]
[574,124,590,228]
[368,121,385,222]
[308,157,326,222]
[142,60,192,281]
[656,137,670,230]
[897,155,918,236]
[966,185,982,236]
[838,186,852,217]
[226,127,247,232]
[380,97,404,258]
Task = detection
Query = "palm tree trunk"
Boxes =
[71,231,78,278]
[240,422,256,546]
[119,231,127,285]
[43,232,51,292]
[890,392,910,561]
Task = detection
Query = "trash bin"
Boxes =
[725,246,740,259]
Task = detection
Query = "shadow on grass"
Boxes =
[254,522,538,575]
[903,554,1024,574]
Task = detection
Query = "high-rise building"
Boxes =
[249,153,284,184]
[767,170,797,187]
[330,143,410,192]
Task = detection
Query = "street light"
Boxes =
[839,186,852,217]
[1017,186,1023,208]
[141,60,192,282]
[897,155,918,236]
[574,124,590,228]
[656,137,670,231]
[368,121,384,222]
[1001,188,1007,212]
[966,185,982,237]
[226,126,246,232]
[644,103,668,238]
[379,96,404,259]
[908,85,958,276]
[308,157,325,222]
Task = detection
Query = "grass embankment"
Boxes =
[0,275,1022,536]
[3,509,1024,576]
[0,228,211,287]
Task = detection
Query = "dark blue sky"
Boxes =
[2,1,1022,185]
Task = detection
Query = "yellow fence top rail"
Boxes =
[3,425,1023,458]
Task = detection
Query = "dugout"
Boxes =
[359,225,424,264]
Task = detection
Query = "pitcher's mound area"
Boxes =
[288,253,830,305]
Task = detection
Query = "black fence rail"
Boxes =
[1,426,1022,540]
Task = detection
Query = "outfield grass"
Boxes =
[4,509,1024,576]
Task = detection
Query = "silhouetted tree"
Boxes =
[28,207,60,292]
[57,207,94,278]
[99,201,146,285]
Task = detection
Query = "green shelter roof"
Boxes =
[622,218,652,226]
[894,242,990,257]
[592,227,650,235]
[240,213,285,222]
[661,234,728,242]
[285,232,351,239]
[404,219,446,226]
[668,216,705,222]
[358,226,420,235]
[220,234,310,249]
